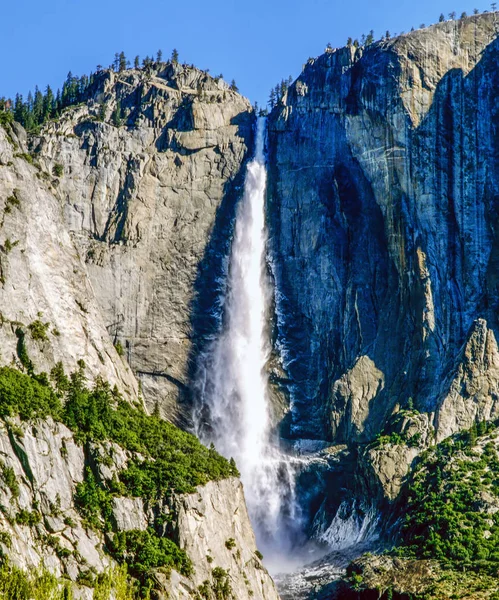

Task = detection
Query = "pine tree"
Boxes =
[113,53,120,71]
[230,79,239,92]
[171,48,179,63]
[268,88,276,109]
[98,102,107,122]
[156,49,163,63]
[474,8,479,14]
[112,100,122,127]
[33,86,44,125]
[449,11,456,20]
[366,30,374,45]
[439,13,445,22]
[118,52,126,72]
[461,11,467,18]
[134,56,140,69]
[347,37,353,46]
[42,85,55,121]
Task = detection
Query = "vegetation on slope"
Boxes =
[0,361,239,595]
[397,421,499,572]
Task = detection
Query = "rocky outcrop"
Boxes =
[30,63,254,425]
[0,415,278,600]
[173,478,279,600]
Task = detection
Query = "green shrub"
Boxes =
[52,164,64,177]
[0,460,19,498]
[114,341,124,356]
[0,365,61,420]
[28,320,50,342]
[15,509,42,526]
[108,528,192,592]
[225,538,236,550]
[74,468,113,531]
[0,112,13,126]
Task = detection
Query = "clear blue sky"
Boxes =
[0,0,494,107]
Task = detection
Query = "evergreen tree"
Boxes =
[171,48,179,63]
[134,56,140,68]
[385,30,391,39]
[449,11,456,19]
[33,86,44,124]
[268,88,276,109]
[113,53,120,71]
[156,49,163,63]
[439,13,445,22]
[42,85,55,121]
[230,79,239,92]
[98,102,107,122]
[461,11,468,18]
[118,52,126,72]
[112,100,122,127]
[474,8,479,13]
[366,30,374,45]
[347,37,353,46]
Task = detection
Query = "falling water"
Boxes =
[194,117,300,563]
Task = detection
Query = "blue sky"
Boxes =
[0,0,494,107]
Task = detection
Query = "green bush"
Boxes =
[15,509,41,526]
[108,529,192,591]
[0,460,19,498]
[225,538,236,550]
[28,320,50,342]
[52,164,64,177]
[74,468,113,530]
[0,365,61,420]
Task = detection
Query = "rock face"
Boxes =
[0,415,278,600]
[30,63,254,425]
[267,14,499,495]
[268,13,499,441]
[0,124,137,398]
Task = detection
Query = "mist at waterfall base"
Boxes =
[193,117,309,571]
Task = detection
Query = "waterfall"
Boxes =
[194,117,300,563]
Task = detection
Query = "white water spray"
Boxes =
[195,118,300,561]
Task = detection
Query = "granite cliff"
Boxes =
[267,11,499,518]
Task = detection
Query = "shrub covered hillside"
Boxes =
[342,423,499,599]
[0,362,239,598]
[397,421,499,571]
